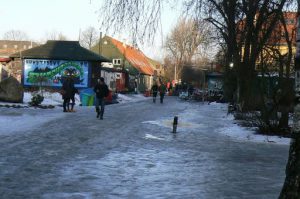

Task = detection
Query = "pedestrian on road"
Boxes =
[61,76,74,112]
[134,80,138,94]
[188,84,194,97]
[151,82,159,103]
[159,81,166,104]
[94,77,109,120]
[70,81,79,112]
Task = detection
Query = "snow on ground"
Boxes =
[23,92,81,106]
[116,93,148,103]
[196,102,290,145]
[0,109,65,135]
[0,92,148,135]
[0,92,67,107]
[0,92,67,135]
[0,92,147,107]
[143,101,291,145]
[0,92,291,145]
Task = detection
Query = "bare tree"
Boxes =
[163,56,175,81]
[258,10,295,133]
[99,0,165,44]
[45,30,68,41]
[99,0,292,110]
[2,30,29,41]
[79,26,99,49]
[164,18,212,81]
[185,0,293,110]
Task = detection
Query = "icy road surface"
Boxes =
[0,97,289,198]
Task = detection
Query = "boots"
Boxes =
[100,111,103,120]
[96,107,100,118]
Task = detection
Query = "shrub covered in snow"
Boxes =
[29,94,44,106]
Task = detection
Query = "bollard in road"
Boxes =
[173,116,178,133]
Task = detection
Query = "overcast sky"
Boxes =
[0,0,181,60]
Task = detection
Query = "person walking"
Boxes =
[151,82,159,103]
[94,77,109,120]
[70,83,79,112]
[61,76,74,112]
[159,81,166,104]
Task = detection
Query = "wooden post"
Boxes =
[173,116,178,133]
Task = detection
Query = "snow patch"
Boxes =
[117,93,148,103]
[142,119,202,129]
[145,133,166,140]
[43,192,93,199]
[0,110,65,135]
[216,125,290,145]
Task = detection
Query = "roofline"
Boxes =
[10,56,109,62]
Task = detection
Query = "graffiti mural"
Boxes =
[23,59,89,87]
[208,78,223,91]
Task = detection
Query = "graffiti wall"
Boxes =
[208,78,223,91]
[23,59,89,87]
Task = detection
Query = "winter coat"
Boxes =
[62,78,74,99]
[151,85,158,96]
[159,84,166,95]
[70,87,79,100]
[94,83,109,99]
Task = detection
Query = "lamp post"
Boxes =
[174,63,177,83]
[99,31,102,55]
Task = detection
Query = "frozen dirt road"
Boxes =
[0,96,289,199]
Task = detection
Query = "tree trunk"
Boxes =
[279,141,300,197]
[237,67,255,111]
[279,109,289,130]
[280,0,300,194]
[279,104,300,198]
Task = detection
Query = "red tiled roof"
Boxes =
[236,12,297,45]
[109,37,154,75]
[0,58,11,62]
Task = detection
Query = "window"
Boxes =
[113,59,121,65]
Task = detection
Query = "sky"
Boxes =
[0,0,182,60]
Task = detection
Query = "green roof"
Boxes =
[10,40,110,62]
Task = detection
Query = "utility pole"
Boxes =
[174,63,177,83]
[99,31,102,55]
[78,28,81,41]
[279,1,300,198]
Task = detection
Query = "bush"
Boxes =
[29,94,44,106]
[233,110,291,137]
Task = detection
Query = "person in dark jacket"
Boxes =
[94,77,109,120]
[62,76,74,112]
[188,84,194,97]
[159,81,166,104]
[151,82,159,103]
[70,85,79,112]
